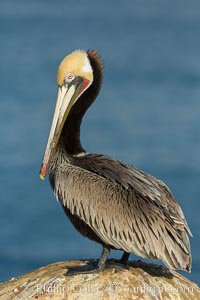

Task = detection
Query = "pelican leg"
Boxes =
[97,245,110,271]
[106,251,130,270]
[119,251,130,265]
[66,245,110,275]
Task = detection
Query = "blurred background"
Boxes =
[0,0,199,284]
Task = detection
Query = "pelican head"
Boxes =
[40,50,94,179]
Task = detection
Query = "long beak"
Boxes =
[39,78,91,179]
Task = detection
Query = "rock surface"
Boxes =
[0,260,199,300]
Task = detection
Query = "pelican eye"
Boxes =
[65,73,75,83]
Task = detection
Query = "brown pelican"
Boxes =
[40,50,192,274]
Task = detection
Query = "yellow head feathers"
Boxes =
[57,50,93,86]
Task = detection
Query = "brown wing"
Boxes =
[73,154,192,234]
[53,153,192,271]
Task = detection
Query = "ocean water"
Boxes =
[0,0,200,285]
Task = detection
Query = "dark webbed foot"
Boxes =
[66,261,100,275]
[129,260,173,279]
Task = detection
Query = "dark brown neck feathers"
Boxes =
[59,50,103,155]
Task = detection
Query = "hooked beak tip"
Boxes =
[39,166,47,180]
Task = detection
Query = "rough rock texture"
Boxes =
[0,260,199,300]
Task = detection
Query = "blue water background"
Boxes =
[0,0,199,284]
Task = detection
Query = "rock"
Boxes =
[0,260,199,300]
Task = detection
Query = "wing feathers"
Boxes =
[52,154,192,271]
